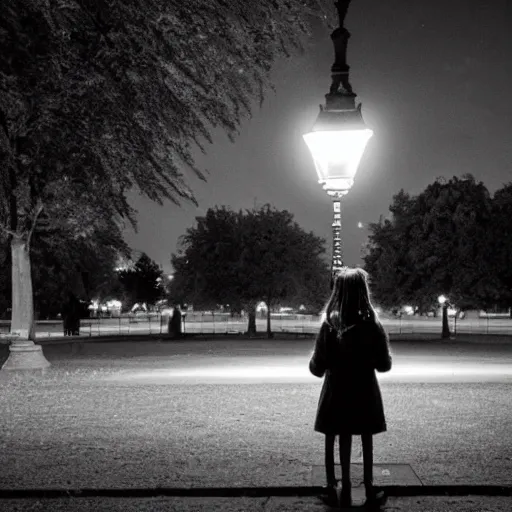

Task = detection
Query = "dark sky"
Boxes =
[124,0,512,274]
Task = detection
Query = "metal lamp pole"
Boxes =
[442,302,451,339]
[329,0,353,277]
[303,0,373,284]
[438,295,451,339]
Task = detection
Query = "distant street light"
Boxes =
[438,295,451,339]
[303,0,373,282]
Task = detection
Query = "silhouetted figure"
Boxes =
[309,268,392,509]
[168,305,182,339]
[62,292,81,336]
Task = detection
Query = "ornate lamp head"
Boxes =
[303,0,372,197]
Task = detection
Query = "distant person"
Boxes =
[168,305,182,339]
[62,292,81,336]
[309,267,392,509]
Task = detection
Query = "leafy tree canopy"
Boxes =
[487,182,512,308]
[363,175,509,313]
[118,252,164,309]
[1,0,330,239]
[169,204,330,334]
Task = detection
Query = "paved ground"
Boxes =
[1,495,512,512]
[0,338,511,511]
[37,337,512,384]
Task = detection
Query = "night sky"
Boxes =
[124,0,512,275]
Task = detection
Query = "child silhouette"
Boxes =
[309,267,392,509]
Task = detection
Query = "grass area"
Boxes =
[0,341,511,490]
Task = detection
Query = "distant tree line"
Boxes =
[1,202,330,336]
[0,233,165,320]
[169,204,331,337]
[363,175,512,315]
[5,172,511,331]
[117,253,165,311]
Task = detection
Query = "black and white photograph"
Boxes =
[0,1,511,511]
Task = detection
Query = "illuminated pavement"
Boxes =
[0,338,511,497]
[102,340,512,385]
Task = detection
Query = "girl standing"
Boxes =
[309,268,392,509]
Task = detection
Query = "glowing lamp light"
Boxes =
[303,128,373,194]
[301,0,374,280]
[438,295,447,305]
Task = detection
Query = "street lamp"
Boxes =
[303,0,373,281]
[438,295,451,339]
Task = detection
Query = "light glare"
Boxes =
[303,129,373,191]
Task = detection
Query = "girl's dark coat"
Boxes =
[309,320,392,435]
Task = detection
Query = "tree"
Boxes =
[0,232,10,318]
[0,204,129,319]
[0,0,329,368]
[239,206,330,336]
[488,182,512,313]
[362,190,416,311]
[170,205,330,337]
[118,253,163,309]
[30,209,128,319]
[363,175,497,313]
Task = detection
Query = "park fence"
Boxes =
[1,312,512,339]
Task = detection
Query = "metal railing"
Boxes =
[1,313,512,339]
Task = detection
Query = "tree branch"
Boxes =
[0,224,18,238]
[26,200,44,248]
[8,162,17,232]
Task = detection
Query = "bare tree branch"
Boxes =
[0,224,18,238]
[26,200,44,248]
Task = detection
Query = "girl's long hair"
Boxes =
[324,267,378,333]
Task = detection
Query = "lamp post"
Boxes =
[438,295,451,339]
[303,0,373,283]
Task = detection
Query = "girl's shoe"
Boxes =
[339,481,352,507]
[320,482,338,507]
[363,485,387,509]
